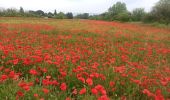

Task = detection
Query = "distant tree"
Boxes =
[0,8,3,16]
[89,13,108,20]
[35,10,45,16]
[55,12,66,19]
[47,12,54,18]
[132,8,146,21]
[108,2,128,16]
[151,0,170,24]
[83,13,89,19]
[115,12,131,22]
[28,10,35,15]
[28,10,39,17]
[54,9,57,15]
[5,8,18,17]
[19,7,24,14]
[105,2,129,21]
[66,12,73,19]
[75,13,89,19]
[142,13,156,23]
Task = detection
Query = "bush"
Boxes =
[142,13,156,23]
[114,12,131,22]
[132,8,146,21]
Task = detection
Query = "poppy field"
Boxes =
[0,17,170,100]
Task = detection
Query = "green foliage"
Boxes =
[0,7,70,19]
[54,12,66,19]
[54,9,57,15]
[0,0,169,25]
[47,12,54,18]
[142,13,156,23]
[132,8,146,21]
[19,7,24,14]
[108,2,128,16]
[143,0,170,24]
[114,12,131,22]
[75,13,89,19]
[35,10,45,16]
[152,0,170,24]
[90,2,129,21]
[66,12,73,19]
[3,8,18,17]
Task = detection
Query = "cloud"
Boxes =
[0,0,159,13]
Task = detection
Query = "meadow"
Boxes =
[0,17,170,100]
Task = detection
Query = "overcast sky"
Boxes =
[0,0,159,14]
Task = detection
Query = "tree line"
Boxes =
[89,0,169,24]
[0,8,74,19]
[0,0,169,24]
[0,7,91,19]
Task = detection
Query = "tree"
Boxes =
[47,12,54,18]
[19,7,24,14]
[66,12,73,19]
[54,9,57,15]
[55,12,66,19]
[132,8,146,21]
[35,10,45,16]
[0,8,3,16]
[5,8,18,17]
[106,2,129,21]
[151,0,170,24]
[108,2,128,16]
[115,12,131,22]
[142,13,156,23]
[75,13,89,19]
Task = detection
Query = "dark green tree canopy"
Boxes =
[151,0,170,24]
[55,12,66,19]
[132,8,146,21]
[54,9,57,15]
[19,7,24,14]
[35,10,45,16]
[47,12,54,18]
[76,13,89,19]
[108,2,128,16]
[66,12,73,19]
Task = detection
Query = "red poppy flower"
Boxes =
[42,88,49,94]
[143,89,154,97]
[86,78,93,86]
[60,83,67,91]
[0,74,8,81]
[17,91,24,97]
[91,88,98,95]
[29,69,38,75]
[79,88,86,95]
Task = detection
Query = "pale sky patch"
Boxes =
[0,0,159,14]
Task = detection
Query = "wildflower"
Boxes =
[114,66,126,74]
[0,74,8,81]
[86,78,93,86]
[13,59,19,65]
[143,89,154,97]
[42,88,49,94]
[78,77,85,83]
[98,95,110,100]
[60,83,67,91]
[109,81,115,87]
[79,88,86,95]
[17,91,24,97]
[155,89,164,100]
[91,88,98,95]
[29,69,38,75]
[34,93,38,98]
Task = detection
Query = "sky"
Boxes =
[0,0,159,14]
